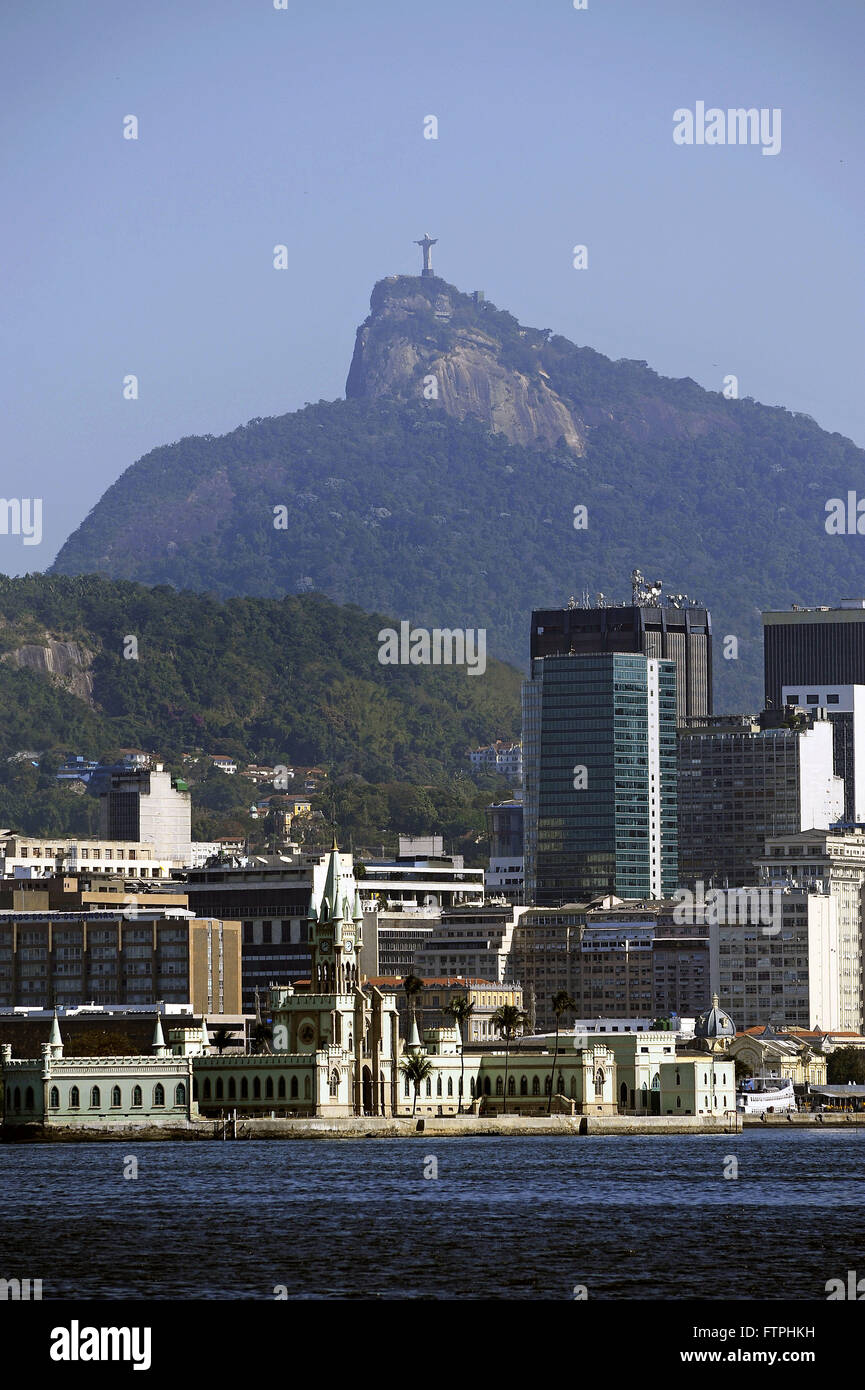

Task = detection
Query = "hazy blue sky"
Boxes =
[2,0,862,571]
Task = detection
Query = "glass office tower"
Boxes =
[523,652,678,906]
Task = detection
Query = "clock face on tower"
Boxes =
[320,940,332,955]
[343,937,355,954]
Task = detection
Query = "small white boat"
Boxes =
[736,1075,797,1114]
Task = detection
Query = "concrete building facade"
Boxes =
[0,909,241,1014]
[677,714,844,889]
[756,829,865,1032]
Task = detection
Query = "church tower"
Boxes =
[310,836,363,993]
[269,836,399,1116]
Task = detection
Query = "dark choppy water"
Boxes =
[1,1133,863,1299]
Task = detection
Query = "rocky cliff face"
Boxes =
[346,277,585,453]
[1,638,95,705]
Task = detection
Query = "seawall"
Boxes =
[1,1113,744,1141]
[742,1112,865,1128]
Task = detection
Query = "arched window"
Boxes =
[215,1077,224,1100]
[447,1076,453,1097]
[483,1076,491,1095]
[132,1086,142,1108]
[153,1083,165,1107]
[436,1074,442,1097]
[90,1086,101,1109]
[69,1086,79,1109]
[175,1084,186,1106]
[193,1079,198,1101]
[253,1076,261,1099]
[278,1076,286,1099]
[265,1076,274,1099]
[203,1078,212,1100]
[532,1076,540,1096]
[558,1072,565,1095]
[241,1077,249,1099]
[24,1086,34,1111]
[703,1073,708,1086]
[507,1076,515,1095]
[304,1077,311,1100]
[570,1075,577,1098]
[111,1086,121,1108]
[330,1069,340,1097]
[228,1077,236,1100]
[675,1069,681,1087]
[49,1086,60,1109]
[458,1077,463,1095]
[495,1077,503,1095]
[469,1076,475,1097]
[12,1087,20,1111]
[676,1095,681,1109]
[405,1075,411,1097]
[520,1075,528,1095]
[290,1076,298,1099]
[544,1075,552,1094]
[595,1068,605,1097]
[425,1077,432,1097]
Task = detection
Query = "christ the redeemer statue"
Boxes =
[415,233,437,277]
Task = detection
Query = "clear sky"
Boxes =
[1,0,862,572]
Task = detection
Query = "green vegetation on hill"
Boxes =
[0,575,521,848]
[51,278,865,713]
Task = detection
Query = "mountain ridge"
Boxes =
[51,273,865,710]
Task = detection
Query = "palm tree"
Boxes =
[547,991,576,1113]
[211,1024,236,1055]
[490,1003,526,1114]
[403,973,424,1045]
[400,1051,435,1116]
[251,1022,273,1055]
[445,995,475,1112]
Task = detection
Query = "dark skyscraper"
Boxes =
[531,589,712,724]
[763,600,865,710]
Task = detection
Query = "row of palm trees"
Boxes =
[399,981,578,1116]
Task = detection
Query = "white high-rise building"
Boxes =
[95,763,192,867]
[708,886,840,1032]
[781,684,865,824]
[757,829,865,1032]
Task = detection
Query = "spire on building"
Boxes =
[48,1009,63,1058]
[321,839,342,924]
[152,1014,168,1056]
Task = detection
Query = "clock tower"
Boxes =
[311,835,363,993]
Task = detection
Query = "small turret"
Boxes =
[48,1009,64,1059]
[152,1015,168,1057]
[407,1011,422,1052]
